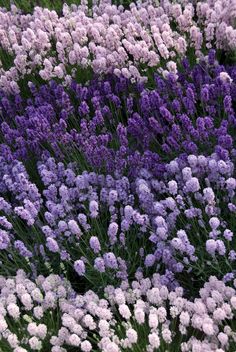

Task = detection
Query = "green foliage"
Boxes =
[0,0,81,13]
[0,0,133,13]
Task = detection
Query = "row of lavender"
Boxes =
[0,1,236,351]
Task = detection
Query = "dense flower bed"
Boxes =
[0,0,235,351]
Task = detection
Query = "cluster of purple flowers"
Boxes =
[0,149,236,294]
[0,154,175,288]
[0,51,235,179]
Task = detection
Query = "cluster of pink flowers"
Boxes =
[0,0,235,93]
[1,269,236,351]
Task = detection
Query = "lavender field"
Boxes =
[0,0,235,351]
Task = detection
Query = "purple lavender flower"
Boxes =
[0,230,10,250]
[94,257,105,273]
[103,252,118,270]
[74,259,86,276]
[89,236,101,254]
